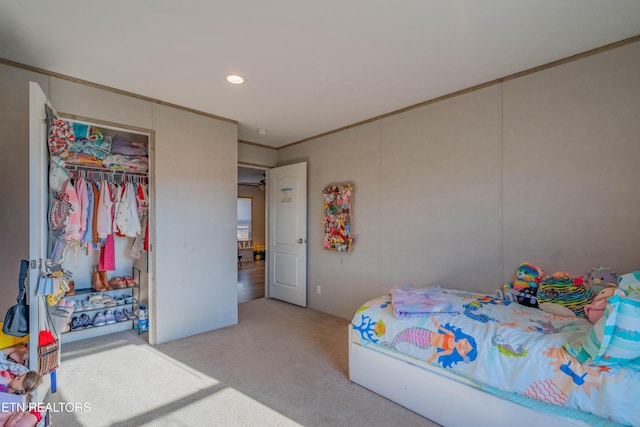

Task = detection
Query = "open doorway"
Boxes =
[237,165,267,303]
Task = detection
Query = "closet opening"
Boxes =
[237,165,267,303]
[53,115,153,344]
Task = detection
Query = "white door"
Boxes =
[268,162,307,307]
[28,82,53,399]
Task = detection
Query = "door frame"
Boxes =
[58,113,157,344]
[237,163,270,298]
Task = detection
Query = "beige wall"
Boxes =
[277,41,640,320]
[238,141,276,167]
[501,42,640,277]
[153,104,238,343]
[0,64,49,319]
[0,65,238,344]
[50,78,154,128]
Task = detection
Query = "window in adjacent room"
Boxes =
[237,197,252,248]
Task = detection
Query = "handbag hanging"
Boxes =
[2,259,30,338]
[37,339,60,376]
[37,296,60,375]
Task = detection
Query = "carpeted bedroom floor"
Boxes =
[44,298,439,426]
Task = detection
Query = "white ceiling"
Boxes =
[1,1,639,148]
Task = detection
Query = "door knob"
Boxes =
[297,238,306,244]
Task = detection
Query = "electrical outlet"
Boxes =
[317,285,321,295]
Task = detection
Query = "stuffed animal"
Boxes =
[501,262,544,307]
[537,271,594,318]
[584,284,617,324]
[585,267,618,295]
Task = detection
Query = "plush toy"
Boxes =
[537,271,594,318]
[585,266,618,295]
[584,284,617,324]
[501,262,544,307]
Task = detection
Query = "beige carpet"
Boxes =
[44,298,439,426]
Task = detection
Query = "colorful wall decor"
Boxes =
[323,183,354,252]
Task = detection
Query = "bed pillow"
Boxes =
[566,291,640,366]
[617,271,640,295]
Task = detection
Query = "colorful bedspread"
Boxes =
[351,288,640,427]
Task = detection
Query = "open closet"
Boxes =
[27,80,154,392]
[50,115,151,344]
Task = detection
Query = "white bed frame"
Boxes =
[348,328,591,427]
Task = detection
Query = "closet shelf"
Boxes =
[63,319,133,333]
[68,285,139,296]
[65,302,137,314]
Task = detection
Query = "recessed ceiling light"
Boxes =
[224,73,246,85]
[256,128,267,136]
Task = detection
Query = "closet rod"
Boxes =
[66,165,148,177]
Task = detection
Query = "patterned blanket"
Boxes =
[351,288,639,426]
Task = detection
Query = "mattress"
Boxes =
[350,288,640,427]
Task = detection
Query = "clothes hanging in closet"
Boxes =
[50,171,149,268]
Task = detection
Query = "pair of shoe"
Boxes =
[101,295,117,308]
[58,298,75,311]
[71,294,121,312]
[73,300,95,312]
[93,310,117,327]
[70,313,95,330]
[72,300,83,312]
[87,292,103,304]
[109,277,126,289]
[93,312,106,327]
[123,308,136,320]
[113,295,134,305]
[108,276,135,288]
[70,316,84,331]
[65,280,75,296]
[114,310,127,322]
[87,293,106,309]
[92,271,112,292]
[81,313,94,328]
